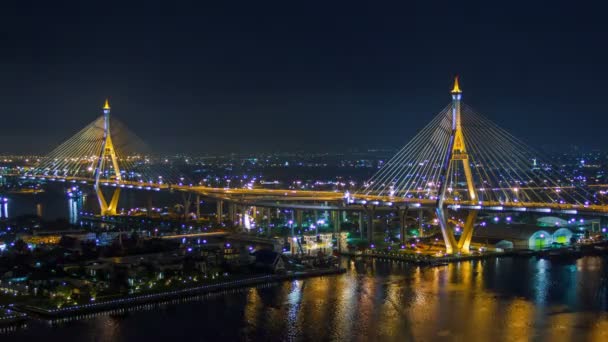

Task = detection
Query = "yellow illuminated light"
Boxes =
[451,76,461,93]
[103,99,110,110]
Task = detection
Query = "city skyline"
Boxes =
[0,1,607,154]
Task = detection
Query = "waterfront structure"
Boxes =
[18,79,608,254]
[433,77,478,254]
[94,100,122,215]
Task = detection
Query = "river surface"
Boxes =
[2,256,608,341]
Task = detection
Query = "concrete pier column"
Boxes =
[366,206,375,243]
[333,210,341,251]
[296,209,303,230]
[195,194,201,220]
[358,211,364,239]
[216,200,223,224]
[436,207,457,254]
[398,207,408,244]
[240,205,248,230]
[266,207,272,237]
[228,202,237,225]
[418,209,424,237]
[146,194,153,217]
[456,210,478,254]
[182,194,192,221]
[332,211,340,234]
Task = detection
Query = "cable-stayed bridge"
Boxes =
[356,77,602,252]
[14,78,608,254]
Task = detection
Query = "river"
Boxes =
[2,256,608,341]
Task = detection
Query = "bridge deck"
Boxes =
[9,174,608,215]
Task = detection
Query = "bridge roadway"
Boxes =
[159,231,229,240]
[160,231,279,250]
[15,174,608,216]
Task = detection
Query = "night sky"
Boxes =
[0,1,606,154]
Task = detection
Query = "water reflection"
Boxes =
[1,201,7,219]
[68,196,83,224]
[286,281,302,339]
[1,257,608,340]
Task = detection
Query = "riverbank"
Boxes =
[341,240,608,265]
[14,267,344,318]
[341,250,503,265]
[0,308,28,326]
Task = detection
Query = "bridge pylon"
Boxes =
[436,77,477,254]
[94,99,122,215]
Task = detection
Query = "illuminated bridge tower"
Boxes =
[93,99,122,215]
[435,77,478,254]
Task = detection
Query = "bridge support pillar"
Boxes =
[335,211,341,233]
[358,212,364,239]
[436,207,458,254]
[295,209,303,231]
[456,211,478,253]
[97,187,121,216]
[332,210,341,251]
[182,193,192,221]
[195,195,200,220]
[94,100,122,217]
[146,194,153,217]
[241,205,249,230]
[418,209,424,237]
[266,208,272,237]
[228,202,236,225]
[216,200,223,224]
[398,207,408,244]
[366,206,375,243]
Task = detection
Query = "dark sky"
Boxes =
[0,1,606,154]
